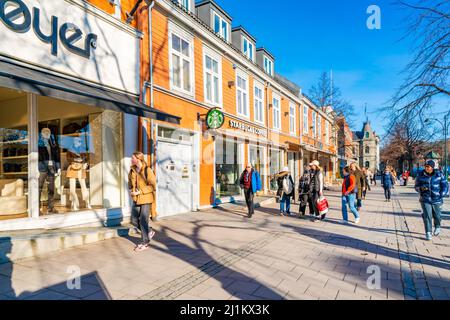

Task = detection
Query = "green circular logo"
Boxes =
[206,108,224,129]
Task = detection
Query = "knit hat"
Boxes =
[425,159,436,168]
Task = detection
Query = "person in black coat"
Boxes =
[298,165,312,217]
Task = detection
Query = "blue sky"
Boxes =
[215,0,418,136]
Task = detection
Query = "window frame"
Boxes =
[312,110,316,137]
[272,92,281,131]
[242,36,254,61]
[317,114,321,139]
[289,102,296,135]
[303,105,309,134]
[168,22,195,97]
[177,0,190,11]
[325,121,330,144]
[253,80,265,125]
[263,56,273,76]
[213,11,229,42]
[203,46,222,108]
[236,69,250,118]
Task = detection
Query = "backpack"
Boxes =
[283,175,293,195]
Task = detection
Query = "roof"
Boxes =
[256,47,275,60]
[274,73,301,96]
[195,0,232,21]
[231,26,257,43]
[352,131,364,140]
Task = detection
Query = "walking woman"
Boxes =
[309,160,324,221]
[276,166,294,216]
[128,151,156,252]
[381,167,395,202]
[341,166,360,224]
[298,165,312,217]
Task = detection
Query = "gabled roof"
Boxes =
[232,26,257,43]
[195,0,232,21]
[352,131,363,140]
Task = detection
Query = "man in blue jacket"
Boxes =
[239,164,262,218]
[381,167,395,202]
[415,160,449,240]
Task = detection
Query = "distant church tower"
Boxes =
[353,120,380,173]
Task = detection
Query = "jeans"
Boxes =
[280,194,291,213]
[244,188,254,217]
[384,187,391,200]
[299,193,309,215]
[420,202,442,234]
[342,193,360,221]
[131,203,152,244]
[39,171,55,210]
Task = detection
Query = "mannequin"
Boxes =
[38,127,61,214]
[66,136,91,211]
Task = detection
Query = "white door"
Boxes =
[156,141,193,217]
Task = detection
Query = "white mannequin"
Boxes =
[68,137,91,211]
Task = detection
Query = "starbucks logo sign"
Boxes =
[206,108,224,129]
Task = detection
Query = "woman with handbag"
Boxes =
[309,160,325,221]
[128,151,156,252]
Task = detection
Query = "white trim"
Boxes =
[272,92,281,131]
[236,68,250,119]
[203,45,223,108]
[168,20,195,97]
[242,36,255,62]
[253,80,265,125]
[303,104,309,135]
[212,10,230,42]
[289,101,296,135]
[264,55,274,76]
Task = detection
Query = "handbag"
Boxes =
[316,196,329,215]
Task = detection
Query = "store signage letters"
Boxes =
[229,120,268,137]
[0,0,97,58]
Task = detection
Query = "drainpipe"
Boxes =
[145,0,155,168]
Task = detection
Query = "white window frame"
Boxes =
[236,69,250,118]
[312,110,317,137]
[289,102,296,135]
[168,22,195,96]
[264,56,273,76]
[111,0,121,19]
[213,11,229,42]
[303,105,309,134]
[253,80,265,125]
[317,114,322,139]
[272,93,281,131]
[176,0,190,11]
[242,36,254,61]
[203,46,222,107]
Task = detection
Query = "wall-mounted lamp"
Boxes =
[284,111,289,116]
[268,103,273,109]
[232,64,237,70]
[228,81,235,88]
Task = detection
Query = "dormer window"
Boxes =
[213,12,229,42]
[176,0,190,11]
[243,37,254,61]
[264,56,273,76]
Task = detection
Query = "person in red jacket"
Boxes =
[341,166,361,224]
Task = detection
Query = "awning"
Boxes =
[0,59,180,124]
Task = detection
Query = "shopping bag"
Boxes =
[316,196,329,216]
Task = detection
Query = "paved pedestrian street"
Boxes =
[1,184,449,300]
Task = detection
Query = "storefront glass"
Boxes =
[0,88,28,220]
[269,149,283,190]
[249,145,265,190]
[37,97,122,215]
[215,137,242,198]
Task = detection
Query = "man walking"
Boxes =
[239,164,262,218]
[414,160,448,241]
[381,167,395,202]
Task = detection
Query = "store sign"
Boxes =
[0,0,97,58]
[229,119,268,138]
[206,108,224,129]
[0,0,140,94]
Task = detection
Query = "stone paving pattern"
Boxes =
[0,184,449,300]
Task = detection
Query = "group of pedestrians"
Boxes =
[126,149,448,250]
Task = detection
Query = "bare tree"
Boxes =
[308,71,356,123]
[390,0,450,118]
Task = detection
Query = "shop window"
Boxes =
[215,137,242,198]
[0,88,28,220]
[269,149,283,190]
[37,97,122,215]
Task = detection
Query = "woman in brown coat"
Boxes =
[128,151,156,252]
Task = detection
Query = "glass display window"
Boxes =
[215,136,243,198]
